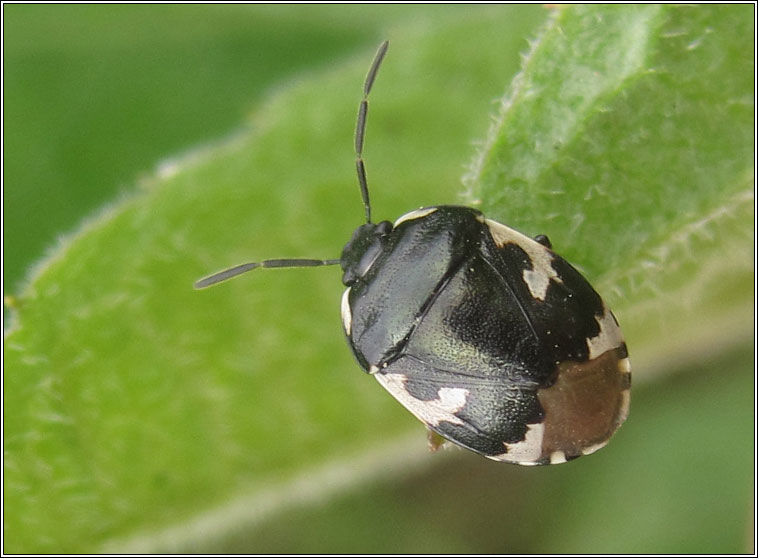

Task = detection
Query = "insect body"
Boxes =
[196,41,630,465]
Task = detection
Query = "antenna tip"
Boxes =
[193,278,212,290]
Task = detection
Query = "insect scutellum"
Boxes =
[194,40,390,291]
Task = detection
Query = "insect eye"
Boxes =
[375,221,393,236]
[340,222,392,286]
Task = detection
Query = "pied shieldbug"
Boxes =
[195,41,630,466]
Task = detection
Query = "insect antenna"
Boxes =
[355,40,389,225]
[194,258,341,290]
[194,41,389,290]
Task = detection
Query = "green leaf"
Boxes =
[4,5,753,553]
[1,4,448,289]
[4,7,547,553]
[172,344,755,554]
[469,4,753,377]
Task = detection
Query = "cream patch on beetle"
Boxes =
[550,450,568,464]
[485,219,561,301]
[618,356,631,374]
[488,422,546,464]
[522,269,552,301]
[340,287,352,335]
[618,389,631,423]
[375,373,467,427]
[586,306,625,360]
[580,440,609,456]
[393,207,438,227]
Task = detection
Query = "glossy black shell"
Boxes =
[339,206,629,464]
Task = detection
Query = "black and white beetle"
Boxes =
[196,41,630,465]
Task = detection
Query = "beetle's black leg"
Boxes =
[534,234,552,249]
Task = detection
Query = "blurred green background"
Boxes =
[4,4,422,291]
[4,4,754,554]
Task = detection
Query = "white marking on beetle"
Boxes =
[485,219,561,301]
[586,306,625,360]
[581,440,609,456]
[486,456,542,466]
[489,422,545,464]
[618,356,631,374]
[618,389,631,423]
[522,269,552,301]
[550,450,567,464]
[340,288,352,335]
[375,373,467,427]
[393,207,438,227]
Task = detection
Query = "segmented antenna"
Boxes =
[194,41,389,290]
[355,40,389,225]
[195,258,340,289]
